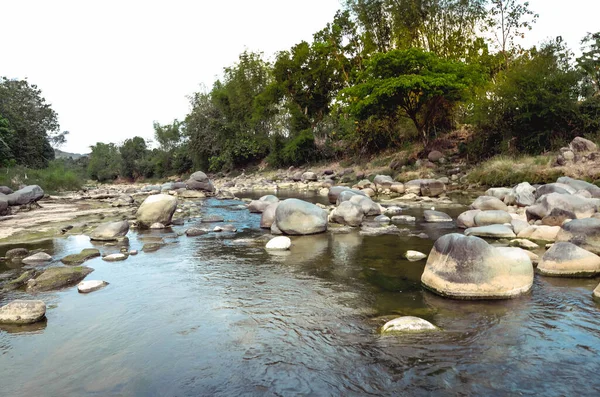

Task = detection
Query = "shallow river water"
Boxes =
[1,194,600,396]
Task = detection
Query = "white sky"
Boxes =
[1,0,598,154]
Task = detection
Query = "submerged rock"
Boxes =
[185,227,207,237]
[405,250,427,261]
[421,233,533,299]
[381,316,437,333]
[265,236,292,250]
[26,266,94,292]
[538,242,600,277]
[77,280,109,293]
[61,249,101,265]
[0,300,46,324]
[423,210,452,223]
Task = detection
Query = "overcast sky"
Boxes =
[1,0,598,154]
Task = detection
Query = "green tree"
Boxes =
[0,77,59,168]
[119,136,147,179]
[0,115,14,166]
[87,142,121,182]
[341,48,484,144]
[578,32,600,98]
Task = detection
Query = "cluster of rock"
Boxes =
[554,136,599,170]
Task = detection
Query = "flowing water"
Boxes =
[1,194,600,396]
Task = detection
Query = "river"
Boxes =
[1,194,599,396]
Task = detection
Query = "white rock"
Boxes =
[265,236,292,250]
[21,252,52,265]
[405,250,427,261]
[149,222,166,229]
[0,300,46,324]
[381,316,437,333]
[102,253,127,262]
[77,280,108,293]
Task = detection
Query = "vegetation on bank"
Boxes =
[1,1,599,190]
[0,159,85,193]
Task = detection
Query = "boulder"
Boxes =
[349,195,381,216]
[336,189,366,205]
[301,172,317,182]
[474,210,513,227]
[423,210,452,223]
[404,180,423,195]
[555,218,600,254]
[513,182,536,207]
[421,233,533,299]
[485,187,513,201]
[0,186,13,195]
[259,195,279,204]
[427,150,444,162]
[77,280,109,293]
[374,215,390,223]
[537,242,600,277]
[381,316,437,333]
[5,185,44,206]
[464,225,516,239]
[517,225,560,242]
[149,222,166,229]
[89,220,130,241]
[556,177,600,198]
[373,175,394,189]
[136,194,177,228]
[5,248,29,262]
[185,171,215,192]
[26,266,94,292]
[420,180,445,197]
[535,183,576,199]
[330,201,364,227]
[247,200,271,213]
[328,186,350,204]
[569,136,597,153]
[61,248,101,265]
[260,202,280,229]
[456,210,481,229]
[185,227,208,237]
[274,199,328,235]
[511,219,530,235]
[0,196,7,215]
[0,300,46,324]
[265,236,292,250]
[526,193,599,221]
[390,183,405,194]
[21,252,52,265]
[471,196,508,211]
[405,250,427,261]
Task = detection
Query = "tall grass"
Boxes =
[467,155,563,187]
[0,160,84,193]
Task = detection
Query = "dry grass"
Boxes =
[467,155,563,187]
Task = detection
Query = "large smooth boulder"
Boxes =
[336,189,366,205]
[185,171,215,193]
[6,185,44,206]
[526,193,599,221]
[26,266,94,292]
[421,233,533,299]
[485,187,513,201]
[423,210,452,223]
[513,182,536,207]
[474,210,512,226]
[464,225,516,239]
[330,201,364,227]
[381,316,437,333]
[471,196,508,211]
[247,200,271,213]
[457,210,481,229]
[260,202,280,229]
[89,220,129,241]
[328,186,350,204]
[349,195,381,216]
[0,300,46,324]
[535,183,576,199]
[557,177,600,198]
[538,242,600,277]
[274,199,328,235]
[136,194,177,228]
[517,225,560,241]
[555,218,600,254]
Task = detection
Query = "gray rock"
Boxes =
[465,225,516,239]
[21,252,52,265]
[538,242,600,277]
[381,316,437,333]
[301,172,317,182]
[423,210,452,223]
[526,193,599,221]
[404,180,423,195]
[485,187,513,201]
[5,248,29,261]
[185,227,208,237]
[260,202,280,229]
[384,206,403,216]
[0,186,13,195]
[6,185,44,206]
[405,250,427,261]
[330,201,364,227]
[456,210,481,229]
[349,195,381,216]
[535,183,576,199]
[374,215,391,223]
[336,189,367,205]
[259,195,279,203]
[569,136,597,153]
[373,175,394,189]
[201,215,224,223]
[421,233,533,299]
[0,196,7,215]
[555,218,600,254]
[0,300,46,324]
[328,186,350,204]
[359,224,404,236]
[474,210,512,227]
[77,280,109,293]
[513,182,536,207]
[557,176,600,198]
[274,199,328,235]
[511,219,530,235]
[427,150,444,162]
[26,266,94,292]
[420,179,445,197]
[471,196,508,211]
[185,171,215,192]
[517,225,560,242]
[391,215,416,224]
[136,194,177,228]
[89,220,129,241]
[247,200,271,213]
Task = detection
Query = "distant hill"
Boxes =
[54,148,88,160]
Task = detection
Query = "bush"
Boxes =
[0,160,84,192]
[467,155,563,187]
